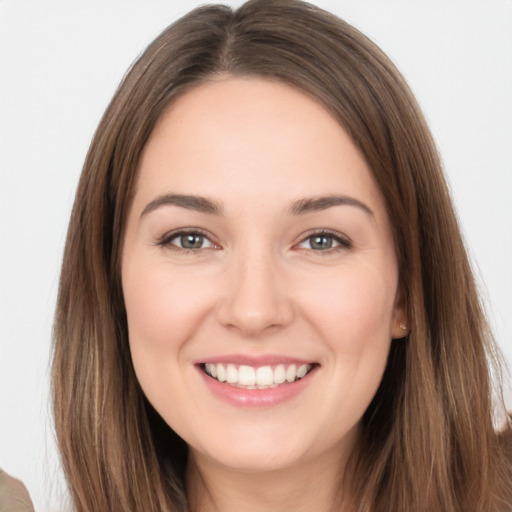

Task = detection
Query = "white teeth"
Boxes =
[286,364,297,382]
[297,364,309,378]
[274,364,286,384]
[205,363,217,378]
[216,364,226,382]
[256,366,274,386]
[226,364,237,383]
[238,365,256,386]
[203,362,313,388]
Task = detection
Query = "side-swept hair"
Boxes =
[52,1,511,510]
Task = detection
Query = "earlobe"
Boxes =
[391,288,409,339]
[392,318,409,340]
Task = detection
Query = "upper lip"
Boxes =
[195,354,317,367]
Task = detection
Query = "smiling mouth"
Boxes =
[201,362,315,389]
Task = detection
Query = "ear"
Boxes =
[391,286,409,339]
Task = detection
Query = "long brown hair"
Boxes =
[52,1,511,510]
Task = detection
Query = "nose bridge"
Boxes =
[217,240,293,336]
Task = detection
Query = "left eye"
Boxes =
[161,231,215,250]
[298,232,351,251]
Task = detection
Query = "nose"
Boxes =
[216,248,295,337]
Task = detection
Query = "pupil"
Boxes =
[311,235,332,250]
[181,233,203,249]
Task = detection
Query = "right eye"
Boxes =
[159,230,217,251]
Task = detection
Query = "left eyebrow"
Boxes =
[288,195,374,217]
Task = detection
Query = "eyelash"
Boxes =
[156,229,352,253]
[157,228,218,253]
[296,229,352,253]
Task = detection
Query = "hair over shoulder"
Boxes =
[52,1,512,511]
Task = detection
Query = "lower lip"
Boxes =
[197,366,316,407]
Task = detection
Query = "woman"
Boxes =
[52,0,512,511]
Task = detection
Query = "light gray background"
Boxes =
[1,1,511,510]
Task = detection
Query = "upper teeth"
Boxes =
[204,363,312,388]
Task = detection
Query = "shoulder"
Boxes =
[0,469,35,512]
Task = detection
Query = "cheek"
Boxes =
[122,260,215,359]
[302,266,397,422]
[122,260,215,421]
[301,263,398,354]
[121,259,233,451]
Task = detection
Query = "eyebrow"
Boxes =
[141,193,224,217]
[288,195,374,217]
[140,193,374,218]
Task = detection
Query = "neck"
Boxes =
[186,447,354,512]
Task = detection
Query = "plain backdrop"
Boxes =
[1,1,511,510]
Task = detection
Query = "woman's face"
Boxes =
[122,78,405,475]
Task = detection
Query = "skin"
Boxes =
[122,77,406,512]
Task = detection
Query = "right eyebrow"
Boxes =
[140,193,224,217]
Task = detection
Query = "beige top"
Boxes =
[0,469,35,512]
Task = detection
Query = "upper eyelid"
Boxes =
[296,229,352,245]
[157,227,216,246]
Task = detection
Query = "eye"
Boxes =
[158,230,217,251]
[297,230,352,251]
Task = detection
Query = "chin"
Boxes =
[196,444,307,474]
[187,419,347,475]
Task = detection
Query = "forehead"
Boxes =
[134,77,384,216]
